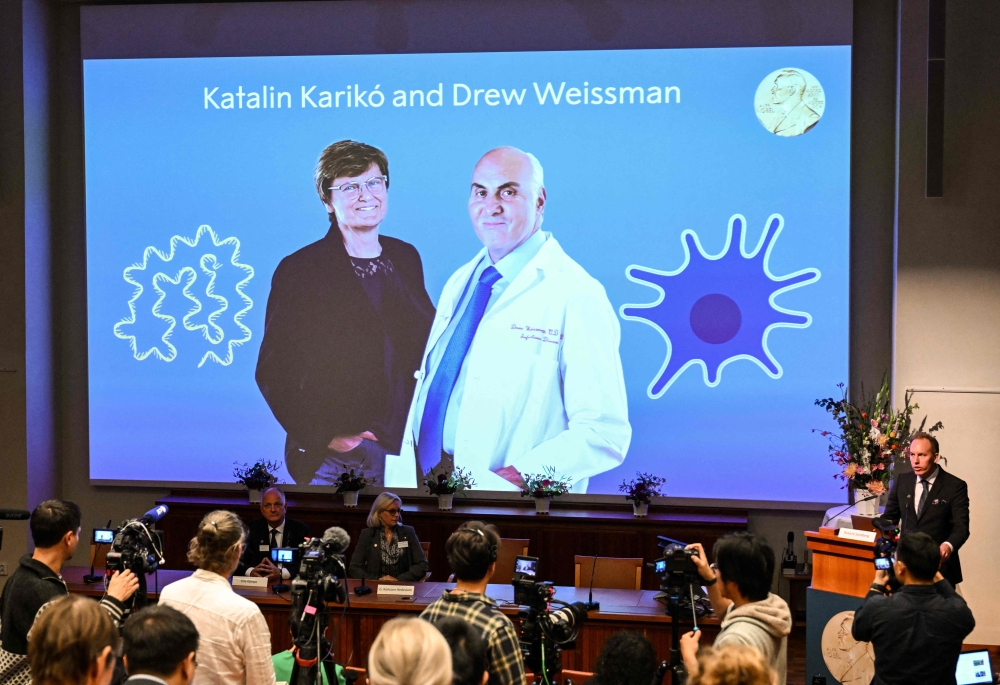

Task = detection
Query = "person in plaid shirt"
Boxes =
[420,522,526,685]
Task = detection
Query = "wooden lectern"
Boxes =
[805,528,878,598]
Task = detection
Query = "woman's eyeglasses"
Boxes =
[384,508,401,516]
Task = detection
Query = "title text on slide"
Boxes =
[202,82,681,110]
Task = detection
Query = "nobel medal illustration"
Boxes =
[755,67,825,137]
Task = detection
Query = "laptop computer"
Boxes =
[956,650,995,685]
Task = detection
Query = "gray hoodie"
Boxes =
[714,593,793,685]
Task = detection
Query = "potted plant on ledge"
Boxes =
[424,467,476,510]
[519,467,572,514]
[815,378,941,517]
[233,460,281,503]
[620,472,666,517]
[333,469,372,507]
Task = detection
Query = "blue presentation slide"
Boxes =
[84,45,850,502]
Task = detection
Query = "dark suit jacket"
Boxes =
[236,517,312,578]
[348,525,427,582]
[883,467,970,585]
[256,227,435,468]
[852,580,975,685]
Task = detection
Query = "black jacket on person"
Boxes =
[883,467,970,585]
[0,556,126,683]
[348,525,427,582]
[255,227,435,466]
[852,580,975,685]
[235,517,312,578]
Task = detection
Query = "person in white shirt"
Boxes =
[386,146,631,493]
[159,510,276,685]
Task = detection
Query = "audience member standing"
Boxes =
[367,618,451,685]
[0,500,138,685]
[158,510,276,685]
[420,522,526,685]
[851,532,975,685]
[122,605,199,685]
[27,595,118,685]
[680,534,792,685]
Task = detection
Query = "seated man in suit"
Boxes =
[237,487,311,581]
[122,605,199,685]
[883,431,970,587]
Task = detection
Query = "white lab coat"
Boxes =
[384,235,631,493]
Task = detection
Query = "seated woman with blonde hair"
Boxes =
[688,644,776,685]
[367,617,451,685]
[158,510,276,685]
[348,492,427,582]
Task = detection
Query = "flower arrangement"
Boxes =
[233,460,281,492]
[332,468,372,493]
[518,466,572,499]
[619,472,667,504]
[814,377,942,496]
[424,467,476,495]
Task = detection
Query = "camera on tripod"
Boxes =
[288,528,351,685]
[511,555,592,682]
[653,542,703,595]
[871,517,900,589]
[105,505,168,610]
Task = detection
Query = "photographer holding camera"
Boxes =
[851,531,975,685]
[0,500,139,685]
[678,533,792,685]
[420,522,526,685]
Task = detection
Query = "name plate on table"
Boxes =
[232,576,269,589]
[377,583,415,597]
[837,528,877,543]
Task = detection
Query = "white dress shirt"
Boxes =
[244,520,290,579]
[914,466,952,552]
[159,569,277,685]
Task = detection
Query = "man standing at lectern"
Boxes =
[237,487,311,581]
[883,432,970,587]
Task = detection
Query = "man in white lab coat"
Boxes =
[385,146,631,493]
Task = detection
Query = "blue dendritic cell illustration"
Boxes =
[113,225,254,367]
[620,214,819,397]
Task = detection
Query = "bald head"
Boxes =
[469,147,547,262]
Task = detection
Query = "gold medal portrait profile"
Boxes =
[755,67,826,137]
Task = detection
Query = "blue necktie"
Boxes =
[417,266,502,474]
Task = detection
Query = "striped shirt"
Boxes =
[420,590,526,685]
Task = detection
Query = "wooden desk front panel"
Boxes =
[155,490,748,591]
[65,568,718,671]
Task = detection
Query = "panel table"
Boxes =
[64,566,719,672]
[154,490,748,590]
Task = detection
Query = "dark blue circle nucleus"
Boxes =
[689,294,742,344]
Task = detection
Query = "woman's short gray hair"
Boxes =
[367,492,403,528]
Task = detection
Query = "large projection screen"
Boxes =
[82,0,852,503]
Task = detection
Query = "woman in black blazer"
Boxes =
[349,492,428,582]
[256,140,435,486]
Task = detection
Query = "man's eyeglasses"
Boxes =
[329,175,387,199]
[384,508,401,516]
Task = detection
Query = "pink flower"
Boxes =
[542,479,552,487]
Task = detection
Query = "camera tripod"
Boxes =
[663,581,700,685]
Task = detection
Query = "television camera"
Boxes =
[651,537,712,685]
[288,527,351,685]
[871,516,901,592]
[511,555,594,682]
[104,505,168,610]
